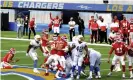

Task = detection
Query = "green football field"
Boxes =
[1,31,132,80]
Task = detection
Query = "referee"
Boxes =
[68,17,76,41]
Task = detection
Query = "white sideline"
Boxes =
[1,72,34,80]
[1,37,111,47]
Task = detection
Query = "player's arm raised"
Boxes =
[50,12,54,20]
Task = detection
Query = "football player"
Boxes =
[87,48,101,79]
[107,37,128,78]
[42,34,58,76]
[41,29,50,56]
[127,42,133,78]
[26,35,44,74]
[71,35,89,79]
[1,48,19,69]
[129,18,133,43]
[55,35,68,78]
[120,16,130,44]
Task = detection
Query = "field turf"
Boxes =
[1,31,132,80]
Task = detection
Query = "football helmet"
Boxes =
[42,29,49,34]
[10,48,16,54]
[52,34,58,41]
[78,35,84,42]
[61,35,67,41]
[34,35,41,41]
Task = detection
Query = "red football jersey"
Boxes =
[120,20,129,29]
[2,52,14,62]
[110,42,128,56]
[50,41,57,55]
[89,21,99,30]
[41,34,48,46]
[56,40,67,56]
[129,23,133,32]
[52,18,61,27]
[29,20,35,28]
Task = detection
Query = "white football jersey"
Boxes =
[29,40,41,52]
[74,42,87,55]
[88,48,101,58]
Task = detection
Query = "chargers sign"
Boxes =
[1,1,64,9]
[1,1,133,12]
[18,2,64,9]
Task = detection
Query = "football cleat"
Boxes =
[95,76,98,79]
[33,68,40,74]
[76,75,80,80]
[107,72,112,77]
[44,73,49,76]
[55,74,61,79]
[98,75,101,79]
[122,74,126,78]
[81,71,87,76]
[130,75,133,79]
[87,76,93,79]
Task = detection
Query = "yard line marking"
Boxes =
[1,37,111,47]
[0,50,109,56]
[1,72,34,80]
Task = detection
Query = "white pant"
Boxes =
[73,54,84,66]
[0,61,12,68]
[65,57,73,75]
[129,32,133,40]
[128,55,133,66]
[112,55,125,65]
[53,27,60,33]
[57,55,66,69]
[42,46,49,56]
[90,53,101,67]
[29,50,38,61]
[45,54,59,65]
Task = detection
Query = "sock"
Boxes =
[90,65,94,71]
[45,64,49,73]
[122,65,126,72]
[95,67,100,76]
[56,70,60,77]
[78,66,82,75]
[110,65,115,72]
[34,60,37,68]
[130,71,133,76]
[89,71,92,77]
[72,66,76,73]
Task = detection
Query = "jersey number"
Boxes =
[76,46,83,52]
[116,48,122,53]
